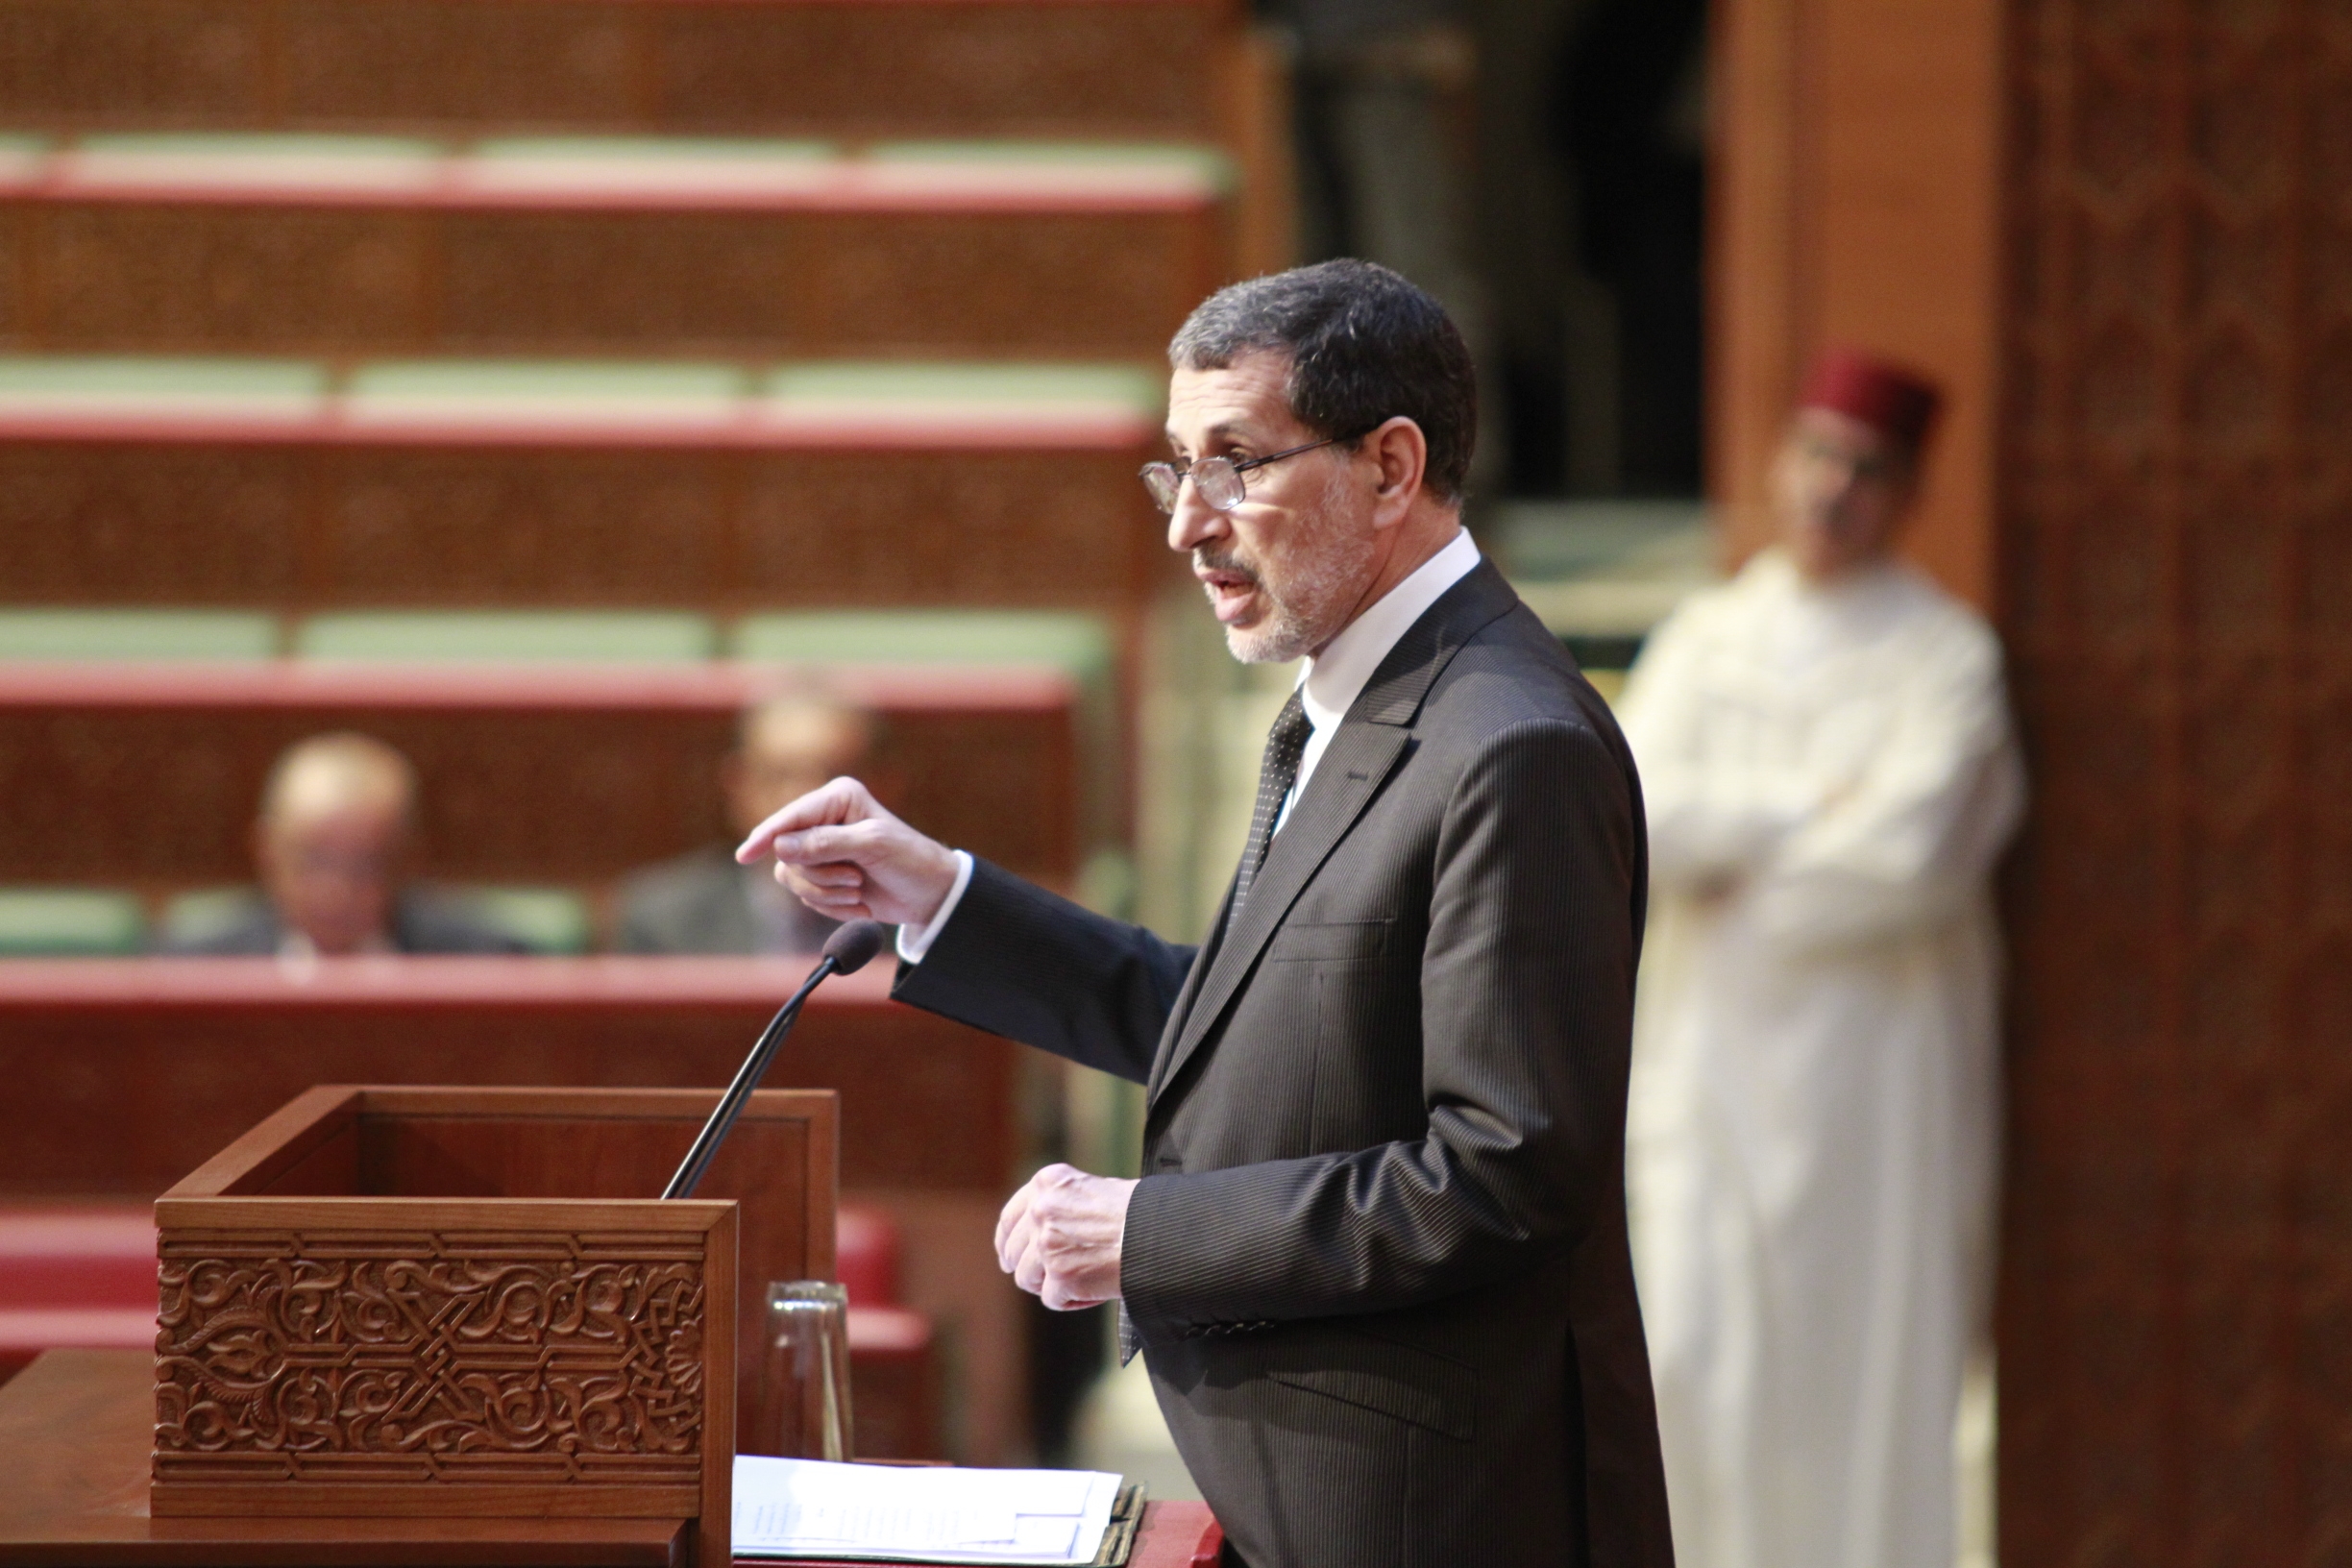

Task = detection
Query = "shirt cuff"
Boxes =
[895,850,974,964]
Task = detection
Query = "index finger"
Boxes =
[735,779,860,865]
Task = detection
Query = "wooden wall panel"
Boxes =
[1997,2,2352,1563]
[1710,0,2005,605]
[0,443,1159,610]
[0,203,1212,360]
[0,0,1228,140]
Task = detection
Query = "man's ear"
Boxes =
[1365,416,1429,527]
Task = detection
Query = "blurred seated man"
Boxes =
[615,695,873,955]
[160,731,527,956]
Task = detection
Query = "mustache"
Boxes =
[1192,546,1260,584]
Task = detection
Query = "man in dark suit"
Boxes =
[737,260,1672,1568]
[614,695,870,954]
[159,731,525,956]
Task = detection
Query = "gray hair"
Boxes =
[1168,258,1478,502]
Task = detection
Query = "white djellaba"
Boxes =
[1616,545,2025,1568]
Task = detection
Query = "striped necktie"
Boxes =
[1232,690,1311,919]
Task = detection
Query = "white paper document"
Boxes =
[732,1456,1123,1565]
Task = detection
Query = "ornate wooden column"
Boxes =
[1998,1,2352,1562]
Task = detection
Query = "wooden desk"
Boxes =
[0,1352,1222,1568]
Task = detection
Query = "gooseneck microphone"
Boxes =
[663,918,888,1200]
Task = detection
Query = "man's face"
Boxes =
[1772,407,1918,581]
[257,800,404,956]
[1164,355,1380,664]
[724,710,868,841]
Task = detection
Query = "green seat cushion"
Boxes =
[74,132,442,160]
[0,608,279,660]
[451,886,591,955]
[759,362,1161,419]
[158,887,258,948]
[0,887,146,956]
[470,135,835,166]
[297,611,718,663]
[344,360,750,423]
[729,609,1112,680]
[0,355,328,414]
[864,141,1235,194]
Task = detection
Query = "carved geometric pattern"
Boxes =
[0,442,1154,610]
[0,0,1217,140]
[3,205,1197,359]
[2001,1,2352,1564]
[154,1231,705,1486]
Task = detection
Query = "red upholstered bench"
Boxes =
[839,1201,942,1459]
[0,1204,158,1384]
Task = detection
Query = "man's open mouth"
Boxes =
[1195,558,1262,625]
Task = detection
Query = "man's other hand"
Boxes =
[995,1164,1138,1311]
[734,777,960,928]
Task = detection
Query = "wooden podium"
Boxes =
[145,1083,839,1568]
[0,1084,1228,1568]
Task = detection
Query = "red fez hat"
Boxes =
[1801,349,1943,453]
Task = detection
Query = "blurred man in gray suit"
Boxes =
[738,262,1671,1568]
[615,695,872,955]
[159,731,524,956]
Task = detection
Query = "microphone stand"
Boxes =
[663,918,884,1200]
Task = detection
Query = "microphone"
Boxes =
[663,919,889,1200]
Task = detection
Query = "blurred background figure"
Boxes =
[1614,351,2025,1568]
[616,694,875,955]
[159,732,526,957]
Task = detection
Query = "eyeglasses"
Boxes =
[1139,437,1348,515]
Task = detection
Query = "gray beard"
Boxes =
[1207,475,1363,665]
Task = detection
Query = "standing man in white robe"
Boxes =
[1617,351,2025,1568]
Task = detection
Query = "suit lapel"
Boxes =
[1146,558,1526,1107]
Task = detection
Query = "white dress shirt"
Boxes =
[901,528,1482,963]
[1276,526,1482,833]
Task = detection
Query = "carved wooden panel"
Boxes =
[0,0,1221,139]
[153,1229,708,1489]
[780,213,1204,360]
[0,444,305,600]
[322,450,732,606]
[650,4,1217,140]
[280,0,641,127]
[431,212,799,352]
[30,206,428,350]
[739,452,1151,607]
[0,441,1155,609]
[0,700,1077,886]
[0,203,1205,359]
[1999,0,2352,1563]
[0,0,263,122]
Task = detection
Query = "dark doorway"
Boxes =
[1549,0,1707,496]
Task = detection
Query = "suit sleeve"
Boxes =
[1119,716,1642,1335]
[890,857,1199,1086]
